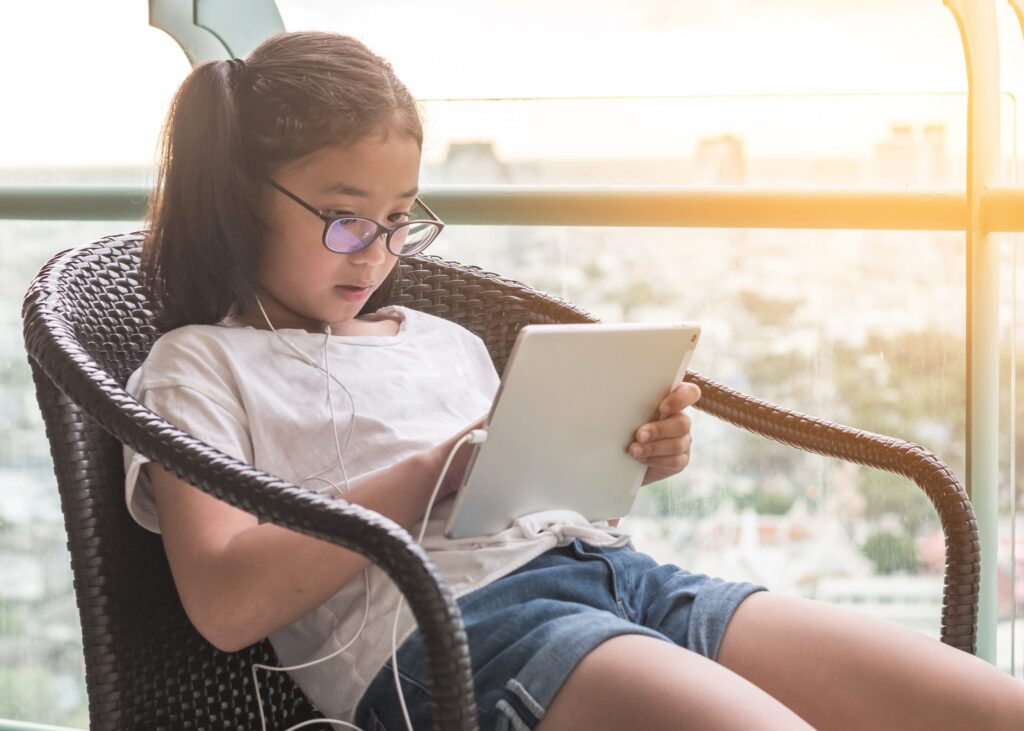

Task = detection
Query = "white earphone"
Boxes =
[248,296,486,731]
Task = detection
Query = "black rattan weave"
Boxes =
[22,231,978,731]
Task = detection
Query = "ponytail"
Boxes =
[143,59,261,331]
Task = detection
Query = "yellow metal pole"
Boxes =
[945,0,1000,663]
[1003,0,1024,679]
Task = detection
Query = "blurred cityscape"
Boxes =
[2,119,1023,724]
[426,123,1022,651]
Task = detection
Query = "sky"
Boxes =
[3,0,1024,167]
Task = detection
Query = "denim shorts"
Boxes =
[353,538,767,731]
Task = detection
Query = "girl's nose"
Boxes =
[349,232,390,264]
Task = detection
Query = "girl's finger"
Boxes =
[629,433,693,459]
[635,412,691,444]
[638,452,691,471]
[673,411,692,434]
[660,382,702,414]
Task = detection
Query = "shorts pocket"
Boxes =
[365,707,392,731]
[364,661,434,731]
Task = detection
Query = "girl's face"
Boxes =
[246,129,421,333]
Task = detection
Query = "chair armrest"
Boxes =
[686,370,979,654]
[22,251,479,730]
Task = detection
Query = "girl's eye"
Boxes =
[324,210,411,223]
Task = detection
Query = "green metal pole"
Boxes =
[0,185,149,220]
[0,721,82,731]
[148,0,285,65]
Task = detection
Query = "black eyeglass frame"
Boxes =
[266,178,445,256]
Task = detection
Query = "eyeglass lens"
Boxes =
[325,218,439,256]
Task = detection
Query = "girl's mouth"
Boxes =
[336,284,371,301]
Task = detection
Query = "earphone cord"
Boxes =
[247,298,472,731]
[389,427,474,731]
[253,296,358,481]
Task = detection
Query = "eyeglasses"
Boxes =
[267,179,445,256]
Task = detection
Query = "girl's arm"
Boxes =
[147,419,483,653]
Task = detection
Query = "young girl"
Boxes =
[123,30,1024,731]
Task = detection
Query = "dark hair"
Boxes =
[142,31,422,331]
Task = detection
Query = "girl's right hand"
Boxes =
[429,414,488,499]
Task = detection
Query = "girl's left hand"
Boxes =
[626,381,701,487]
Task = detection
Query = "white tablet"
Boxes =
[443,320,701,539]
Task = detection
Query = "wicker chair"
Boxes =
[22,231,980,731]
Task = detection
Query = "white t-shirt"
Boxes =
[122,304,630,722]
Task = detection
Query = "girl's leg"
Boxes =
[717,592,1024,730]
[536,634,814,731]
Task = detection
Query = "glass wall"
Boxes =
[0,221,142,726]
[433,222,964,645]
[6,0,1024,724]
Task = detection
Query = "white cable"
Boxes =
[253,296,358,494]
[248,296,486,731]
[252,565,371,731]
[322,318,354,494]
[260,428,481,731]
[250,302,367,731]
[390,428,486,731]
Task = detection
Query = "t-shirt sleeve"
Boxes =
[457,328,501,402]
[123,381,253,534]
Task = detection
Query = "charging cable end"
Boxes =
[468,429,488,444]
